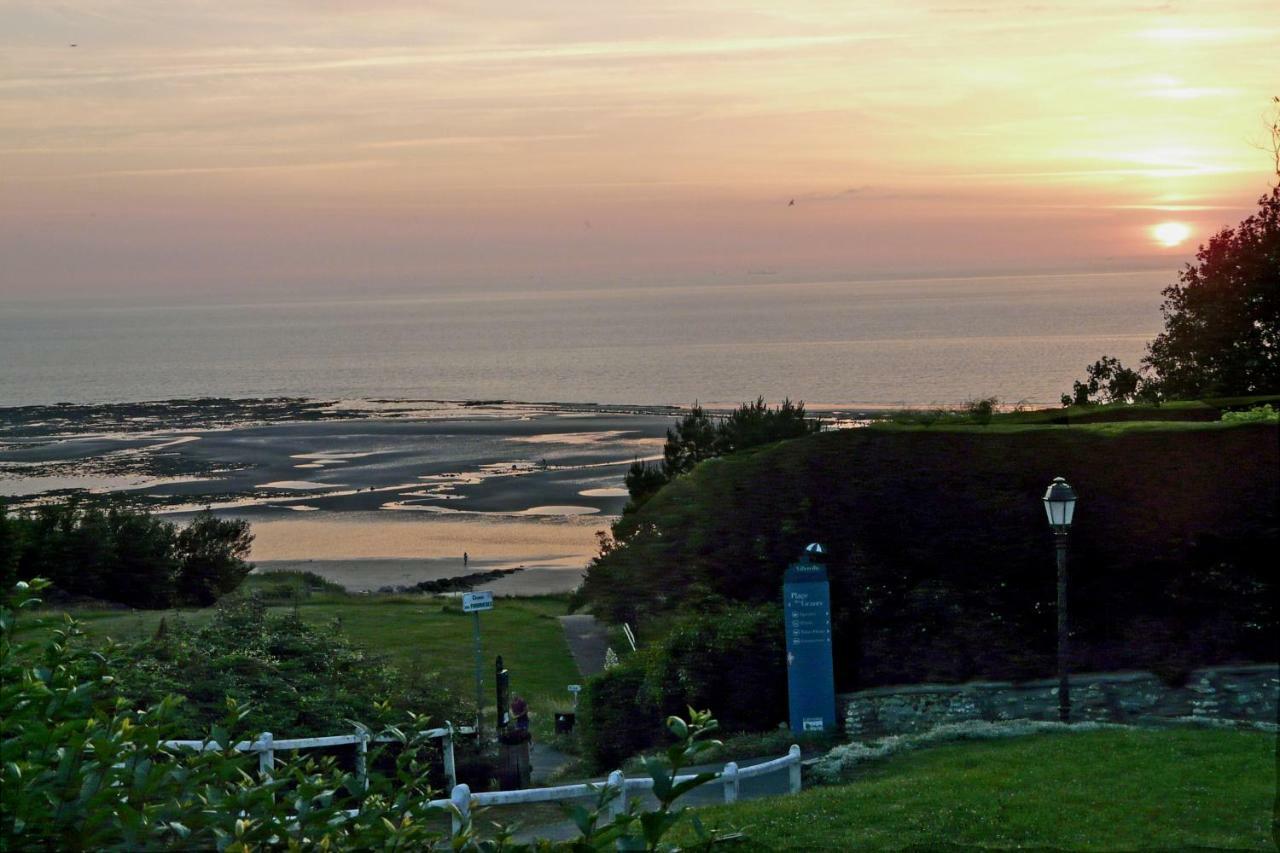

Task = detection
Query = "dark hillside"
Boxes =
[583,421,1278,688]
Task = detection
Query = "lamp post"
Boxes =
[1042,477,1077,722]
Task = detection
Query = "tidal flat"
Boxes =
[0,398,678,593]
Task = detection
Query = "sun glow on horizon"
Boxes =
[1152,222,1193,248]
[0,0,1274,293]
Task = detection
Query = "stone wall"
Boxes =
[839,664,1278,738]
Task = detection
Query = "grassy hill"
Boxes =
[17,591,581,728]
[684,727,1275,850]
[583,415,1278,688]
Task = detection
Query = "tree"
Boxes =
[1061,356,1146,406]
[1142,185,1280,399]
[1064,98,1280,404]
[175,510,254,605]
[662,404,719,479]
[625,399,823,507]
[624,459,669,509]
[108,507,180,608]
[714,397,820,453]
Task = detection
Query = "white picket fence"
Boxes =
[165,728,802,840]
[433,744,802,838]
[163,722,473,790]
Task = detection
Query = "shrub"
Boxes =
[116,596,456,737]
[641,605,787,734]
[243,569,345,603]
[578,657,663,769]
[579,605,788,768]
[1221,404,1278,423]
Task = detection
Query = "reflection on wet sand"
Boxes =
[246,511,605,593]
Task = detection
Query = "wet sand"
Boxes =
[3,401,672,596]
[255,559,588,595]
[247,512,603,594]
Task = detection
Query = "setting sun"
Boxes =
[1152,221,1193,248]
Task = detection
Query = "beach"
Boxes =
[0,400,675,594]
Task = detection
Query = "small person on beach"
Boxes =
[463,551,469,568]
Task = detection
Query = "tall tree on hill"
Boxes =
[1064,97,1280,404]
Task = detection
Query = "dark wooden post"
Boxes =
[1056,532,1070,722]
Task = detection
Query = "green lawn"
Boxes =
[20,592,581,726]
[685,728,1276,850]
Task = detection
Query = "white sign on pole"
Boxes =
[462,591,494,613]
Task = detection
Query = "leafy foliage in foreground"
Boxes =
[1,503,251,608]
[0,580,447,851]
[1,580,741,851]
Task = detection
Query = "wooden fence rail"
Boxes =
[163,723,474,789]
[163,730,801,840]
[432,744,802,838]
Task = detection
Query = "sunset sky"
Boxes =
[2,0,1277,297]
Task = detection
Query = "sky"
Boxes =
[2,0,1277,298]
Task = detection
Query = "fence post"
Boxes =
[443,722,457,790]
[787,745,801,794]
[450,783,471,838]
[722,761,739,803]
[355,727,369,791]
[606,770,626,820]
[257,732,275,778]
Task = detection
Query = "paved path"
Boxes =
[507,754,797,843]
[559,614,610,677]
[529,740,573,785]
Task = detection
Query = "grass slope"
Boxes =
[689,728,1276,850]
[21,593,580,719]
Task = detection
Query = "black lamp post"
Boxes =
[1042,476,1077,722]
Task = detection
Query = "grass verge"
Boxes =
[682,727,1275,850]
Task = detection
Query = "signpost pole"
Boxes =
[461,590,494,737]
[473,610,484,737]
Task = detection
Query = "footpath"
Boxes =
[486,615,798,843]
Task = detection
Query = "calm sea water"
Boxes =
[1,271,1166,408]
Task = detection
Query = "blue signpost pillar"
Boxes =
[783,543,836,734]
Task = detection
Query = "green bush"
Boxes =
[116,596,456,737]
[579,605,787,768]
[1221,403,1278,423]
[578,658,662,770]
[641,605,787,734]
[243,569,345,603]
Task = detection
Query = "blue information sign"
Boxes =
[783,554,836,734]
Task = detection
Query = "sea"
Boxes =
[0,270,1167,409]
